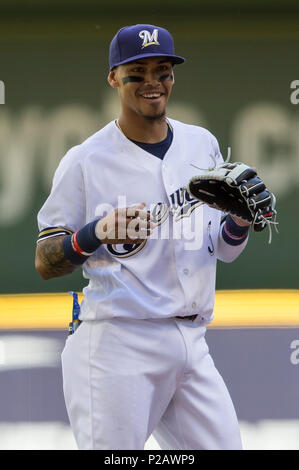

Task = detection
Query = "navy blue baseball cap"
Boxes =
[109,24,185,70]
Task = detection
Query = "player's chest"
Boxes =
[84,151,167,216]
[83,138,213,218]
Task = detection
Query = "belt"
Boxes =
[68,316,198,335]
[175,314,198,321]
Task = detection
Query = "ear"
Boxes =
[107,70,120,88]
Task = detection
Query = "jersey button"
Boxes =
[192,302,197,309]
[183,268,189,275]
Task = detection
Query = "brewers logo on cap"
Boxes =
[139,29,160,49]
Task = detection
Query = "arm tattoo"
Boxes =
[36,235,78,279]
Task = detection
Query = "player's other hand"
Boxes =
[95,202,154,244]
[230,215,251,227]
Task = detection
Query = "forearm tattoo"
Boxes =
[36,236,77,278]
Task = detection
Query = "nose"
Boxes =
[143,71,161,86]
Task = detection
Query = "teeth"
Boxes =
[142,93,161,98]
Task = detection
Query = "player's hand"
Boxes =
[95,202,154,244]
[230,215,251,227]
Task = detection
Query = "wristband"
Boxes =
[63,219,102,265]
[225,215,250,236]
[63,236,88,265]
[73,219,102,255]
[222,215,249,246]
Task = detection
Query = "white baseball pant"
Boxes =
[61,317,242,450]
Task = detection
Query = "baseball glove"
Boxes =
[187,160,278,242]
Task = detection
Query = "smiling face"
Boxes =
[108,57,174,122]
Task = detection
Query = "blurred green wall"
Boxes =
[0,2,298,293]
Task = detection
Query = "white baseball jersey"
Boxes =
[37,118,248,325]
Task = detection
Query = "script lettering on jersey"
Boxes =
[105,190,203,258]
[170,187,203,221]
[151,202,170,226]
[139,29,160,49]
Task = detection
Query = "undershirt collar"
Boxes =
[129,124,173,160]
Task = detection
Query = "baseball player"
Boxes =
[35,24,260,450]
